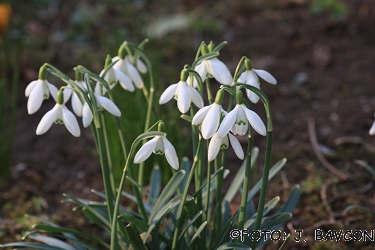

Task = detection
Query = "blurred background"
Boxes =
[1,0,375,249]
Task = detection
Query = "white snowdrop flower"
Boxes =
[25,66,58,115]
[370,114,375,135]
[238,58,277,103]
[113,55,144,89]
[134,126,179,170]
[159,70,203,113]
[208,131,244,161]
[217,90,266,138]
[192,90,225,139]
[70,80,87,117]
[36,91,80,137]
[82,93,121,128]
[187,44,232,87]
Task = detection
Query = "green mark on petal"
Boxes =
[155,150,164,155]
[220,143,228,149]
[237,120,246,125]
[54,119,64,124]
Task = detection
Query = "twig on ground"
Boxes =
[307,118,350,180]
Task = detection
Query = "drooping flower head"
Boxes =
[192,89,226,139]
[36,90,80,137]
[208,131,244,162]
[133,122,179,170]
[95,55,135,95]
[217,89,266,138]
[159,69,203,113]
[370,113,375,135]
[238,58,277,103]
[187,43,233,88]
[25,65,58,114]
[112,42,145,89]
[82,90,121,128]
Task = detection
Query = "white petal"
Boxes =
[62,86,73,103]
[201,103,221,139]
[208,133,221,161]
[28,82,44,114]
[192,105,211,125]
[159,84,178,104]
[62,105,80,137]
[95,94,121,117]
[370,120,375,135]
[47,82,59,101]
[241,104,266,136]
[25,80,37,97]
[136,58,147,74]
[246,88,260,104]
[234,105,249,136]
[126,62,144,88]
[114,68,135,92]
[217,105,238,139]
[187,63,207,88]
[177,82,191,113]
[82,102,93,128]
[254,69,277,85]
[228,133,244,160]
[36,105,58,135]
[207,58,233,86]
[71,92,83,117]
[163,137,179,170]
[134,137,158,164]
[237,72,246,83]
[188,86,203,109]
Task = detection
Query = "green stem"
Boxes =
[214,152,223,234]
[205,78,213,105]
[205,160,211,222]
[250,131,272,250]
[172,138,204,250]
[237,129,253,231]
[110,131,165,250]
[100,113,116,193]
[96,126,115,225]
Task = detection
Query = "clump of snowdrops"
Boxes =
[1,40,301,250]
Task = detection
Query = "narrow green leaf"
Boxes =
[27,234,75,250]
[33,224,109,248]
[0,242,66,249]
[149,170,185,223]
[247,158,287,202]
[179,157,191,194]
[223,148,259,207]
[216,242,251,250]
[125,223,147,250]
[150,165,161,204]
[186,221,207,250]
[214,211,240,249]
[178,210,203,240]
[118,215,149,232]
[244,197,280,229]
[260,212,292,229]
[356,160,375,179]
[344,205,375,215]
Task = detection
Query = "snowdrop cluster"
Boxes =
[159,42,276,162]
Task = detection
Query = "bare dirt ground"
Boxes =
[1,0,375,249]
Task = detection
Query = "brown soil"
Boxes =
[2,0,375,249]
